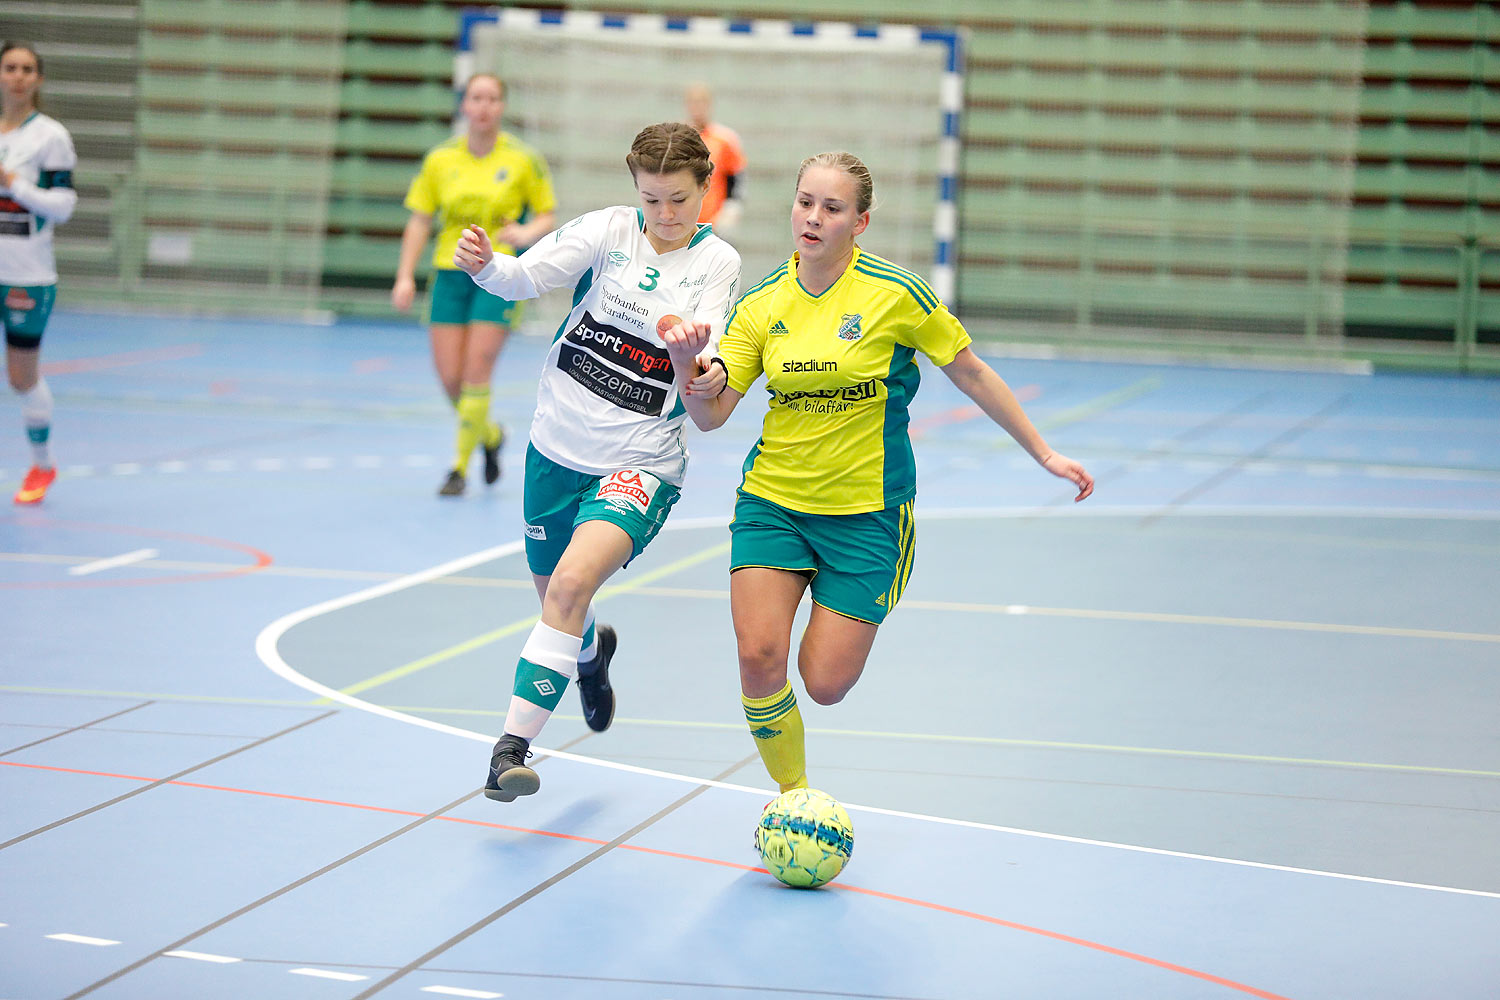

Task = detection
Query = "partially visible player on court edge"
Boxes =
[453,122,739,802]
[661,151,1093,793]
[684,83,744,241]
[393,73,556,497]
[0,43,76,506]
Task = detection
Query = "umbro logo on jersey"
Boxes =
[607,250,630,267]
[769,320,790,337]
[838,313,864,341]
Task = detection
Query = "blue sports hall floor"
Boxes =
[2,307,1497,999]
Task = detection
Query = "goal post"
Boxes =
[457,8,964,313]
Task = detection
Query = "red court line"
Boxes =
[909,384,1040,440]
[40,344,203,375]
[3,758,1292,998]
[0,516,272,590]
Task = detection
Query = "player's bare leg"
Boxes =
[460,321,508,486]
[733,567,813,790]
[486,521,632,800]
[795,607,878,706]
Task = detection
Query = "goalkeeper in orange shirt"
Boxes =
[685,83,745,242]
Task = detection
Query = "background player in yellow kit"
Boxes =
[393,73,556,496]
[662,151,1093,792]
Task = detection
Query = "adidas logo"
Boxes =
[768,320,790,337]
[875,593,887,606]
[749,725,783,740]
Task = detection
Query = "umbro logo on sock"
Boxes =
[533,679,556,697]
[749,725,783,740]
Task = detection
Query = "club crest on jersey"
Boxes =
[596,469,659,514]
[837,313,863,341]
[493,168,509,182]
[768,320,790,337]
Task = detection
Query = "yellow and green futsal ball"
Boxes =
[754,787,855,888]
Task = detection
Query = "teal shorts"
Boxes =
[427,267,522,327]
[522,443,681,576]
[729,491,915,625]
[3,283,56,348]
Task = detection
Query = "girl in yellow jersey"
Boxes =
[663,152,1094,792]
[393,74,557,496]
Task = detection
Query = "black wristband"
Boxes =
[710,356,727,372]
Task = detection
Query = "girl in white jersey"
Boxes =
[1,43,76,505]
[453,122,740,801]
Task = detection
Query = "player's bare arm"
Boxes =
[497,212,557,250]
[940,346,1094,502]
[661,320,741,429]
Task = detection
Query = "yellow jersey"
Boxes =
[720,247,971,515]
[403,132,556,269]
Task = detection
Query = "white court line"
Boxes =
[421,987,504,999]
[164,950,242,963]
[67,548,159,577]
[254,514,1500,901]
[290,968,368,982]
[46,933,120,946]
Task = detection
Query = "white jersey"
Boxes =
[472,205,740,486]
[0,112,77,285]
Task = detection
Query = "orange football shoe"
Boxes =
[13,465,56,505]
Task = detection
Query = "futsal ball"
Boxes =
[754,788,854,889]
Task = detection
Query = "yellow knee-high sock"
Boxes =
[454,383,491,471]
[743,682,807,792]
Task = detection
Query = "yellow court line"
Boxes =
[332,578,1493,645]
[371,705,1500,780]
[900,600,1500,644]
[335,540,732,698]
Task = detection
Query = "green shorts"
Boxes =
[3,283,56,348]
[522,443,681,576]
[427,267,522,327]
[729,491,915,625]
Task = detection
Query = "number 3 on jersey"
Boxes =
[638,266,660,292]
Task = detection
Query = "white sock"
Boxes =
[19,378,53,469]
[503,621,582,741]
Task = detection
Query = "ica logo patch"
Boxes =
[596,469,660,515]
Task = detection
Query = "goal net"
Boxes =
[460,10,962,326]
